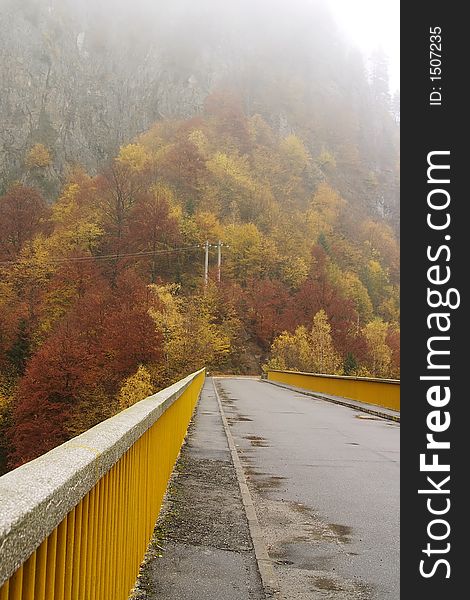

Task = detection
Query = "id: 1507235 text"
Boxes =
[429,27,442,106]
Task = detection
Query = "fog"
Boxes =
[1,0,399,195]
[329,0,399,90]
[24,0,397,90]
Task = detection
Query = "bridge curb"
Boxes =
[212,378,282,600]
[263,380,400,422]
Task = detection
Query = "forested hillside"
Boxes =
[0,0,399,473]
[0,0,398,221]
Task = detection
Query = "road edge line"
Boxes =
[212,377,281,600]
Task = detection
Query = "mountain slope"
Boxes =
[0,0,399,224]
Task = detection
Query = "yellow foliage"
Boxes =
[0,280,15,315]
[271,213,312,262]
[137,121,168,155]
[116,143,150,172]
[363,318,392,378]
[352,366,373,377]
[148,283,183,333]
[194,212,223,243]
[49,182,104,254]
[280,135,311,173]
[0,391,10,429]
[10,237,55,290]
[118,365,154,410]
[163,305,230,374]
[280,256,309,289]
[25,143,52,168]
[202,152,256,216]
[309,309,343,374]
[180,215,203,246]
[305,184,346,242]
[329,266,373,324]
[378,286,400,323]
[265,310,342,375]
[188,129,210,155]
[52,183,81,222]
[317,149,337,170]
[149,284,231,381]
[150,182,181,219]
[206,153,254,194]
[264,327,312,372]
[363,259,390,309]
[37,283,78,337]
[274,134,317,208]
[309,183,345,229]
[222,222,279,281]
[248,114,276,146]
[361,219,399,277]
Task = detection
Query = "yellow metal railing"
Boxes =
[266,370,400,411]
[0,368,205,600]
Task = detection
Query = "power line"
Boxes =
[0,245,204,267]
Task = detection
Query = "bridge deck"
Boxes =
[131,378,264,600]
[136,377,399,600]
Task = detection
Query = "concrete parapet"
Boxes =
[0,369,205,587]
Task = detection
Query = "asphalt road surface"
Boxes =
[215,377,400,600]
[132,379,264,600]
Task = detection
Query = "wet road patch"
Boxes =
[245,434,270,447]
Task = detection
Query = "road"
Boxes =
[132,378,264,600]
[214,377,400,600]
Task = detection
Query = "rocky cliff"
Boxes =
[0,0,399,223]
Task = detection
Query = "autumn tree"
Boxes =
[265,310,342,375]
[264,327,312,372]
[205,152,257,220]
[118,365,154,410]
[360,219,399,281]
[25,143,52,169]
[47,174,104,256]
[149,283,231,383]
[275,135,319,210]
[116,143,150,172]
[128,184,180,282]
[307,183,346,239]
[0,383,13,474]
[362,259,390,311]
[289,245,358,356]
[308,309,343,374]
[222,223,279,284]
[204,90,251,154]
[8,319,98,468]
[96,152,152,278]
[328,267,373,325]
[244,278,290,349]
[4,239,55,339]
[363,318,392,378]
[158,138,207,213]
[0,184,50,258]
[7,270,162,467]
[386,324,400,378]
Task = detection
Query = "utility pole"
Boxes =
[204,240,209,287]
[217,239,222,283]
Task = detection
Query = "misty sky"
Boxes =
[328,0,400,91]
[65,0,399,91]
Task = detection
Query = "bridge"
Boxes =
[0,370,399,600]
